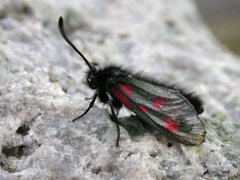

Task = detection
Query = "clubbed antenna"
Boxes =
[58,16,93,70]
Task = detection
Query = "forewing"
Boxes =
[108,77,206,146]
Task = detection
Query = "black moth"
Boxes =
[58,17,206,146]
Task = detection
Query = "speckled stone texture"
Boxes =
[0,0,240,179]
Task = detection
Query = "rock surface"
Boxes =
[0,0,240,179]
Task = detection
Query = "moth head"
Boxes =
[86,68,98,89]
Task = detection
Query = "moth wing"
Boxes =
[108,77,206,146]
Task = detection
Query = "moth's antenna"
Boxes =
[58,16,93,70]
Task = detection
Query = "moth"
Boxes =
[58,16,206,146]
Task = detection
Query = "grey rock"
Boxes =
[0,0,240,179]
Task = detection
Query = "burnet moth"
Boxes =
[58,17,206,146]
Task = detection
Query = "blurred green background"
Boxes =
[195,0,240,55]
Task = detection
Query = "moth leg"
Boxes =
[108,100,121,147]
[84,94,96,100]
[72,93,98,122]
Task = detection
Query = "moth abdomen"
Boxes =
[181,92,204,114]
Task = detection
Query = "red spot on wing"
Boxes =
[164,118,179,132]
[153,97,165,109]
[138,105,149,113]
[119,84,133,96]
[113,89,132,109]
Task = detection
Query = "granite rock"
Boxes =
[0,0,240,179]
